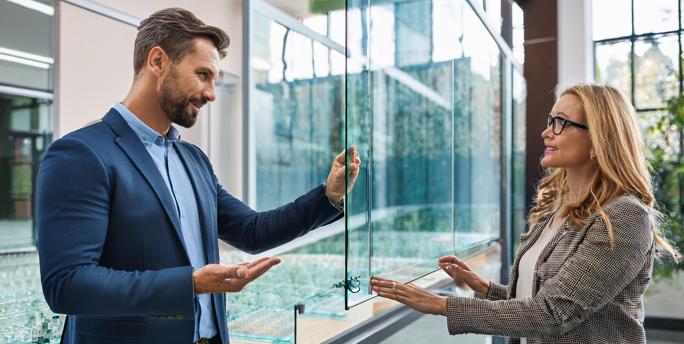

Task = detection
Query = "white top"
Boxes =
[516,214,563,344]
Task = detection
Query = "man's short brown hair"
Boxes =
[133,8,230,78]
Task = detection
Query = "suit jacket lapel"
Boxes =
[103,109,190,259]
[174,143,217,265]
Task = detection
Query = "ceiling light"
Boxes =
[0,47,53,64]
[0,53,50,69]
[5,0,54,16]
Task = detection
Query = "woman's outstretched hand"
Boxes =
[370,276,447,316]
[438,256,490,297]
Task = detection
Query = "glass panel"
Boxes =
[253,11,344,211]
[345,0,372,308]
[369,0,454,284]
[512,66,527,256]
[454,1,502,250]
[224,235,346,342]
[634,0,678,35]
[592,0,632,40]
[638,110,684,321]
[344,0,513,306]
[0,0,53,91]
[634,35,679,109]
[0,94,52,251]
[595,41,633,104]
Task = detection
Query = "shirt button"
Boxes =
[175,315,184,320]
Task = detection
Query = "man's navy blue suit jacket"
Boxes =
[36,108,343,343]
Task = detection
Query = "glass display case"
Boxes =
[0,0,525,343]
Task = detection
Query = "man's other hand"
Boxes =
[193,257,281,294]
[325,145,361,203]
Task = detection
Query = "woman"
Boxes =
[370,84,680,343]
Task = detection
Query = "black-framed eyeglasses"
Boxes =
[547,114,589,135]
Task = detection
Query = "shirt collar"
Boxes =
[114,102,181,146]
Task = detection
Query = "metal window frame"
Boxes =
[593,0,684,330]
[593,0,684,112]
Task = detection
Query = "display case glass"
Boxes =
[344,0,519,307]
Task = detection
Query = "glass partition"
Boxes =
[344,0,518,307]
[0,94,52,252]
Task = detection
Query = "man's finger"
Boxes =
[221,266,248,280]
[247,257,281,278]
[246,257,271,269]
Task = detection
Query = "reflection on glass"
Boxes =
[592,0,632,40]
[0,94,52,251]
[0,0,54,91]
[634,35,679,109]
[252,11,344,212]
[634,0,678,35]
[595,41,632,103]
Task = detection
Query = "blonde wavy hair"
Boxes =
[528,83,680,260]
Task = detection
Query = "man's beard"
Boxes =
[158,67,204,128]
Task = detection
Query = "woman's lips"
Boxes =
[545,148,557,154]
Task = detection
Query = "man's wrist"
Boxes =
[322,182,344,211]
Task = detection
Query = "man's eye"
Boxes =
[199,72,208,78]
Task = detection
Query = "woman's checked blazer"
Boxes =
[446,194,655,343]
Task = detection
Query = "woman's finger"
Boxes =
[372,285,406,297]
[453,257,471,271]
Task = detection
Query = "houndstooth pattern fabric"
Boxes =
[446,194,655,343]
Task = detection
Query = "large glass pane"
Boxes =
[454,0,502,251]
[0,0,53,91]
[344,0,514,304]
[512,66,527,256]
[634,35,679,109]
[345,0,372,308]
[253,11,344,211]
[592,0,632,40]
[595,40,633,103]
[0,94,52,251]
[369,0,455,284]
[634,0,678,35]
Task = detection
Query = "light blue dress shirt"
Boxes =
[115,102,216,341]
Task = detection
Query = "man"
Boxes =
[36,8,360,344]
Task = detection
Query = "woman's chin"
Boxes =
[540,157,556,168]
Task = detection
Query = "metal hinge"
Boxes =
[332,276,361,293]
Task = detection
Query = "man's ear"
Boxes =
[146,46,167,78]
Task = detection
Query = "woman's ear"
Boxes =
[590,147,597,159]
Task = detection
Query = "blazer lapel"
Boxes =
[174,143,217,264]
[103,110,190,258]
